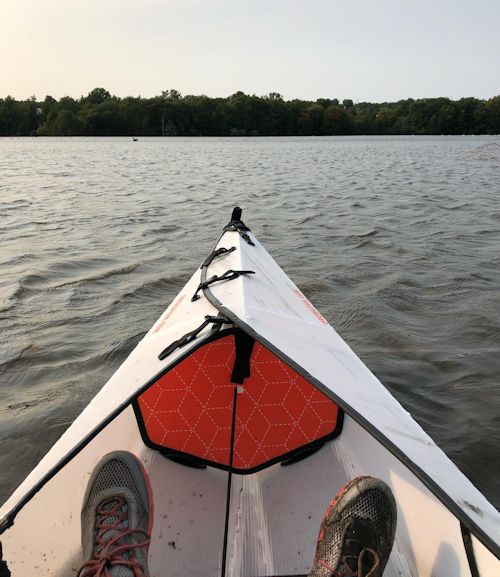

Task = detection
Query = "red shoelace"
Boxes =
[319,547,380,577]
[78,497,150,577]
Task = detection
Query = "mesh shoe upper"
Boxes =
[309,476,396,577]
[79,452,152,577]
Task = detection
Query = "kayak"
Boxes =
[0,208,498,576]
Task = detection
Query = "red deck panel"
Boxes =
[137,334,339,470]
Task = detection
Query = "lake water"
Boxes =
[0,135,499,509]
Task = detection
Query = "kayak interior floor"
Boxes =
[0,405,479,576]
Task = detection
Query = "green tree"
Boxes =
[86,88,111,105]
[0,96,24,135]
[485,96,500,134]
[1,89,499,136]
[161,89,182,101]
[306,103,325,134]
[55,109,80,135]
[296,111,313,135]
[323,105,342,134]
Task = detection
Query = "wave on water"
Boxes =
[296,215,317,225]
[436,202,469,210]
[469,141,500,159]
[0,344,34,371]
[0,279,24,313]
[13,263,141,298]
[353,228,379,238]
[52,263,141,289]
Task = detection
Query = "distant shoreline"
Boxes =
[1,89,499,137]
[3,134,499,139]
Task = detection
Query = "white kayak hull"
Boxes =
[0,209,498,576]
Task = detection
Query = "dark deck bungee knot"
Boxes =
[224,206,255,246]
[191,269,255,302]
[158,315,230,360]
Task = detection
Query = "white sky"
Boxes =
[0,0,499,102]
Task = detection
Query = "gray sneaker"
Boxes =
[78,452,152,577]
[309,476,396,577]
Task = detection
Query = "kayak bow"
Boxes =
[0,208,498,577]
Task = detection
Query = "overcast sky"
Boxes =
[1,0,499,102]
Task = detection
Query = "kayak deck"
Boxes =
[0,404,478,576]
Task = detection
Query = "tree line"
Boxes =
[1,88,499,136]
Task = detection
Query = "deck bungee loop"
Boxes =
[157,315,228,360]
[191,269,255,302]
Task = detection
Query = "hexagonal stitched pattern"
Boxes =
[137,334,339,470]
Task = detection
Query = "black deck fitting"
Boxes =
[225,207,253,244]
[231,207,242,222]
